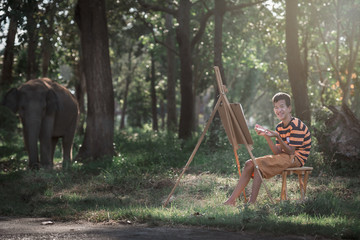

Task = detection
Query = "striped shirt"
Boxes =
[275,117,311,166]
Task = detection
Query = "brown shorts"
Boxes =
[253,153,301,179]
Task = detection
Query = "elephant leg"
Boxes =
[40,117,55,169]
[51,137,59,162]
[62,132,75,170]
[23,128,40,170]
[40,139,53,169]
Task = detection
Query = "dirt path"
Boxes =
[0,217,331,240]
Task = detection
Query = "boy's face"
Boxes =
[273,99,291,121]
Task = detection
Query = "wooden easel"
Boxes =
[162,66,274,207]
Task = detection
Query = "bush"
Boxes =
[0,106,27,172]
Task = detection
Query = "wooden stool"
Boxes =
[281,167,313,201]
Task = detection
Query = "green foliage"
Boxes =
[312,106,334,159]
[0,106,27,172]
[126,82,152,128]
[0,106,18,143]
[114,129,196,170]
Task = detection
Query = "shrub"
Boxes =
[0,106,27,172]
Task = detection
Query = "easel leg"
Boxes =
[163,96,223,207]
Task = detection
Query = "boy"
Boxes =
[224,92,311,205]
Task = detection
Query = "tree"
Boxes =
[165,12,177,132]
[285,0,311,125]
[40,3,56,77]
[120,45,134,130]
[150,51,158,131]
[139,0,213,139]
[208,0,267,144]
[24,0,39,81]
[0,1,21,87]
[208,0,226,147]
[175,0,195,139]
[313,0,360,108]
[214,0,226,84]
[75,0,115,161]
[139,0,264,139]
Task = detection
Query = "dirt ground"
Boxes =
[0,217,333,240]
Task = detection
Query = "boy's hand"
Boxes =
[255,124,268,135]
[264,129,279,138]
[255,124,278,138]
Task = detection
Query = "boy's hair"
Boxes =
[272,92,291,107]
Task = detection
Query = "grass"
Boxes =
[0,129,359,239]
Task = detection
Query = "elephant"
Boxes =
[3,78,79,170]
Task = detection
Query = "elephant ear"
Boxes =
[46,90,59,114]
[2,88,18,113]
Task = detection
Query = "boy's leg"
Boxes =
[248,154,295,203]
[224,160,254,206]
[249,168,262,203]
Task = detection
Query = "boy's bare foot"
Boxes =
[223,200,236,206]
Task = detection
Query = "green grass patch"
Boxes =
[0,129,359,239]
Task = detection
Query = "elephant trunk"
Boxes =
[22,116,41,169]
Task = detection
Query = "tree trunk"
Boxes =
[120,48,133,130]
[1,13,18,87]
[75,0,115,161]
[120,75,130,130]
[214,0,226,86]
[150,52,158,131]
[160,97,165,130]
[209,0,226,147]
[41,5,55,78]
[165,12,177,132]
[74,59,86,135]
[285,0,311,126]
[25,0,39,81]
[176,0,194,140]
[41,39,51,78]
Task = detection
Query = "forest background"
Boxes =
[0,0,359,239]
[1,0,359,163]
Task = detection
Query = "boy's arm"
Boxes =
[255,125,295,155]
[264,135,282,155]
[273,133,295,155]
